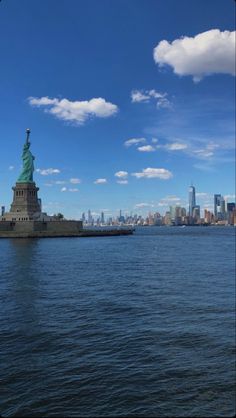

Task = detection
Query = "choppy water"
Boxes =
[0,227,235,417]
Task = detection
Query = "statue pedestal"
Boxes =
[9,182,41,220]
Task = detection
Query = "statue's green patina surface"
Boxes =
[17,129,35,183]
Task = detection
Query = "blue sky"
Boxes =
[0,0,235,219]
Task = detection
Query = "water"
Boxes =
[0,227,235,417]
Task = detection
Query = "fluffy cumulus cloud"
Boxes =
[28,96,118,125]
[36,168,60,175]
[94,178,107,184]
[114,171,128,178]
[115,171,128,184]
[131,91,150,103]
[137,145,155,152]
[132,167,173,180]
[131,89,172,108]
[124,137,146,147]
[153,29,236,82]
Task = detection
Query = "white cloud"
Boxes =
[224,194,235,200]
[114,171,128,178]
[135,203,154,208]
[154,29,236,82]
[137,145,155,152]
[70,178,81,184]
[117,180,128,184]
[54,180,66,184]
[158,195,182,207]
[206,142,220,151]
[148,89,165,99]
[132,167,173,180]
[125,137,187,152]
[68,188,79,192]
[61,186,79,192]
[28,96,118,125]
[8,165,14,170]
[192,142,219,159]
[131,89,172,108]
[131,90,150,103]
[166,142,188,151]
[178,140,220,159]
[193,149,214,158]
[36,168,60,175]
[156,97,172,109]
[124,137,146,147]
[94,178,107,184]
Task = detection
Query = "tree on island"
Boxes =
[54,213,64,220]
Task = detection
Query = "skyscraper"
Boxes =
[193,205,201,223]
[227,202,235,212]
[88,209,92,224]
[81,212,86,223]
[189,185,196,217]
[220,196,225,215]
[118,209,125,223]
[214,194,221,218]
[169,205,176,221]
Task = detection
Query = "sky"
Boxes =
[0,0,235,219]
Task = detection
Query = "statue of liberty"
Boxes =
[17,129,35,183]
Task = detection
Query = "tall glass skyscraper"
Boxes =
[214,194,221,218]
[189,185,196,217]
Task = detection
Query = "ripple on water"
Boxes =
[0,227,235,417]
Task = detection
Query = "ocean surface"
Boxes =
[0,226,235,417]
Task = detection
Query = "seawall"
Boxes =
[0,220,134,238]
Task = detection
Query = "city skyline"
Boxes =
[0,0,235,219]
[79,185,235,226]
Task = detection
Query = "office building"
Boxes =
[189,185,196,217]
[214,194,221,218]
[192,205,201,223]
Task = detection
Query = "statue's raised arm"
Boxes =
[17,129,35,183]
